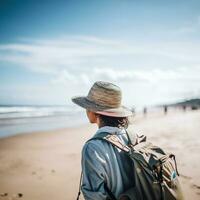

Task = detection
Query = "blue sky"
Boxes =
[0,0,200,108]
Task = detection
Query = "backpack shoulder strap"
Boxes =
[125,128,147,146]
[88,132,130,153]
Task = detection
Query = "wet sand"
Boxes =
[0,109,199,200]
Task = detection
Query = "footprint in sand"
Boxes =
[191,184,200,196]
[31,171,36,175]
[180,174,192,180]
[0,193,23,200]
[31,168,55,180]
[11,193,23,199]
[17,193,23,198]
[0,193,8,197]
[192,184,200,190]
[31,170,43,180]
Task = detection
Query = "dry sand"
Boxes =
[0,109,200,200]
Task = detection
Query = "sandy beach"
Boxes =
[0,109,200,200]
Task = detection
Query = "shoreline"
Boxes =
[0,110,200,199]
[0,112,87,139]
[0,122,89,140]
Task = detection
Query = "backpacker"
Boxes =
[86,129,184,200]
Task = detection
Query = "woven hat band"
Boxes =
[87,81,122,108]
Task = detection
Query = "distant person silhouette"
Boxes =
[164,106,168,115]
[143,107,147,116]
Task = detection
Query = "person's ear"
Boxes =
[86,110,98,123]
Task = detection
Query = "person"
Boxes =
[143,106,147,116]
[164,105,168,115]
[71,81,134,200]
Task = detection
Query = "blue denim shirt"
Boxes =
[81,126,135,200]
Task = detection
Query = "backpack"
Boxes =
[81,129,184,200]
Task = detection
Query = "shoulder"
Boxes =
[82,139,106,156]
[81,139,109,167]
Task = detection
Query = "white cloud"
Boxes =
[1,35,200,75]
[52,70,78,85]
[0,36,127,74]
[1,35,200,107]
[51,65,200,86]
[1,34,199,86]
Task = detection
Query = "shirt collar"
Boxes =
[94,126,125,137]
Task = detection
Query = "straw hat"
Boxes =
[71,81,133,117]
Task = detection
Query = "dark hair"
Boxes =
[98,114,129,129]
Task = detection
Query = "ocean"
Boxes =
[0,105,87,138]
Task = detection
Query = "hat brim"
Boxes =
[71,96,133,117]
